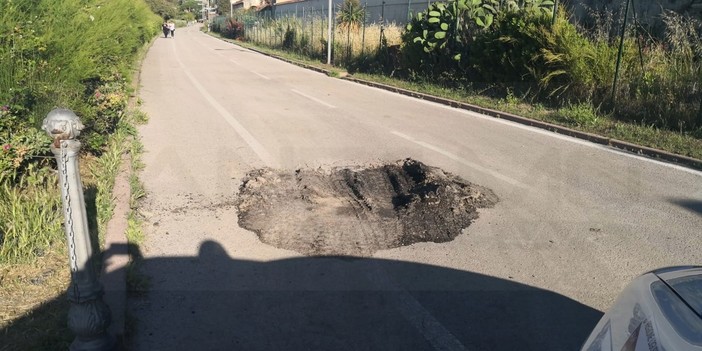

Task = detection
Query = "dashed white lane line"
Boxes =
[334,79,702,177]
[291,89,336,109]
[191,35,272,80]
[366,266,468,351]
[391,130,528,189]
[172,42,277,167]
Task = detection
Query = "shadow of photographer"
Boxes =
[1,240,602,350]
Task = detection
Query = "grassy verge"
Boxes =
[0,1,159,348]
[1,56,155,349]
[125,119,149,296]
[351,73,702,161]
[212,34,702,163]
[0,112,138,350]
[219,36,346,77]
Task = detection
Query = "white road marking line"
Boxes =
[391,130,528,189]
[192,35,271,80]
[457,110,702,177]
[291,89,336,108]
[247,68,271,80]
[172,43,277,167]
[336,80,702,177]
[366,266,468,351]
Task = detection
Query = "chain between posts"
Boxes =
[61,141,79,275]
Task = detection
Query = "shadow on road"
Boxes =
[1,241,602,351]
[669,198,702,215]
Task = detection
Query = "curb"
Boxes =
[100,154,131,345]
[237,42,333,76]
[211,35,702,171]
[99,35,157,347]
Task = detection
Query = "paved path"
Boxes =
[129,25,702,350]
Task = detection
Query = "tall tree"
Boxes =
[144,0,178,19]
[216,0,231,16]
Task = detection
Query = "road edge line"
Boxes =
[344,76,702,170]
[207,34,702,171]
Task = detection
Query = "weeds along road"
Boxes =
[130,25,702,350]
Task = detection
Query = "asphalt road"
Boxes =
[129,25,702,350]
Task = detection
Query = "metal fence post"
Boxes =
[42,109,114,351]
[331,13,336,64]
[346,23,352,63]
[380,1,386,51]
[311,12,315,54]
[327,1,333,64]
[612,0,631,104]
[361,2,367,56]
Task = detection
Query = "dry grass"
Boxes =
[336,23,403,56]
[0,246,71,350]
[244,18,403,64]
[0,130,130,349]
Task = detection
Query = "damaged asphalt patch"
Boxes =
[236,159,498,256]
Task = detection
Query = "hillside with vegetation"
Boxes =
[0,0,160,348]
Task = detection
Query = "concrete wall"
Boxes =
[271,0,702,26]
[273,0,438,24]
[568,0,702,29]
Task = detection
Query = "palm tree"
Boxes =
[336,0,365,31]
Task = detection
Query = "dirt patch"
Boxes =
[237,159,498,256]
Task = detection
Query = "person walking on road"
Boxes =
[162,22,170,38]
[168,22,176,38]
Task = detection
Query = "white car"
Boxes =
[582,266,702,351]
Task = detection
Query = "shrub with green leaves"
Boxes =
[401,0,498,75]
[144,0,178,20]
[0,0,160,156]
[0,0,161,262]
[615,11,702,130]
[224,18,246,39]
[400,0,555,77]
[0,107,50,183]
[471,9,615,103]
[0,169,62,264]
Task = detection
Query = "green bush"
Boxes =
[400,0,556,80]
[0,0,160,262]
[469,9,618,104]
[401,0,497,76]
[283,25,296,49]
[0,106,50,183]
[0,0,160,157]
[614,11,702,130]
[0,169,62,264]
[210,16,227,34]
[557,103,600,126]
[144,0,178,20]
[212,16,245,39]
[224,18,246,40]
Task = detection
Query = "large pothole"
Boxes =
[236,159,498,256]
